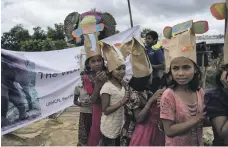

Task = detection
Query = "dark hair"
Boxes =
[128,75,151,91]
[215,64,228,89]
[146,31,159,41]
[160,72,173,88]
[169,59,202,91]
[84,56,107,74]
[80,71,85,76]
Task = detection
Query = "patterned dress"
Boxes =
[129,91,165,146]
[121,88,160,146]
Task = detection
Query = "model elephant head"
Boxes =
[161,20,209,71]
[210,1,228,64]
[64,11,116,45]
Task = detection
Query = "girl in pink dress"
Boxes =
[160,57,205,146]
[121,76,165,146]
[83,55,108,146]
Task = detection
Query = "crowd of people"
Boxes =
[73,30,228,146]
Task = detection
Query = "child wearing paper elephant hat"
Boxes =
[160,20,208,146]
[71,13,109,146]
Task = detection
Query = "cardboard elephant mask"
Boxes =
[162,20,209,71]
[210,1,228,64]
[68,14,106,59]
[109,37,152,78]
[64,11,116,45]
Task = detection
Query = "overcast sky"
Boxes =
[1,0,226,36]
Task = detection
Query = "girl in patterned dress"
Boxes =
[120,75,165,146]
[160,57,205,146]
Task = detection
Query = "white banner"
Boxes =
[1,26,142,135]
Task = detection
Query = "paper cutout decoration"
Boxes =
[79,48,86,72]
[162,20,209,71]
[130,38,152,77]
[102,43,124,72]
[72,15,104,59]
[210,1,228,64]
[72,24,104,38]
[164,21,209,39]
[210,3,226,20]
[172,20,193,37]
[163,26,172,39]
[192,21,209,34]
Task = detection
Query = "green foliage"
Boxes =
[32,26,46,40]
[47,23,65,40]
[1,24,30,51]
[1,23,69,52]
[141,28,153,38]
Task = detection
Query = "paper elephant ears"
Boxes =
[210,2,226,20]
[64,12,81,43]
[163,21,209,39]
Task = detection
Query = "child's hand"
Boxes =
[149,88,165,103]
[95,71,107,87]
[157,96,161,107]
[121,79,130,89]
[191,112,206,124]
[120,96,129,105]
[221,71,228,89]
[81,101,90,107]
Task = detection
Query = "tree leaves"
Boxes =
[1,23,69,52]
[141,28,153,38]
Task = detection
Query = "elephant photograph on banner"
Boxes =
[1,52,41,132]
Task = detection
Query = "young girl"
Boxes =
[160,57,205,146]
[123,75,165,146]
[74,72,92,146]
[99,64,129,146]
[205,64,228,145]
[85,55,108,146]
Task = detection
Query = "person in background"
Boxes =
[205,64,228,145]
[160,57,205,146]
[145,31,165,93]
[74,71,92,146]
[99,64,129,146]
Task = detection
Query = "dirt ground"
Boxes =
[1,106,79,146]
[1,106,214,146]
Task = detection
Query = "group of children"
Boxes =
[73,30,228,146]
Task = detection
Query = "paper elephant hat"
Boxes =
[64,11,116,43]
[102,43,125,72]
[162,20,209,71]
[210,1,228,64]
[113,37,152,77]
[71,15,104,59]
